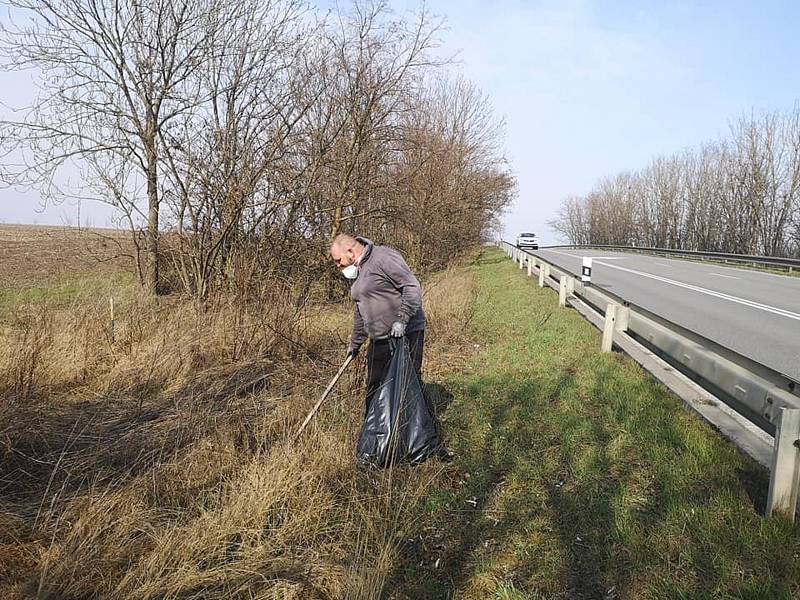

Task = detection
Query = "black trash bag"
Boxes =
[356,338,440,467]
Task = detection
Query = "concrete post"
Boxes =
[527,258,533,277]
[544,264,550,283]
[766,408,800,521]
[538,263,546,287]
[566,277,575,297]
[559,276,567,307]
[601,304,617,352]
[519,253,525,269]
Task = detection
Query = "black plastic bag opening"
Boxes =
[356,337,440,467]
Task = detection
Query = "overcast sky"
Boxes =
[3,0,800,243]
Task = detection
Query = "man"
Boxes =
[330,234,427,412]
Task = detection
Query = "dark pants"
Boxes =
[365,329,425,414]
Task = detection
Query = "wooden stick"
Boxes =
[109,296,115,343]
[294,354,354,442]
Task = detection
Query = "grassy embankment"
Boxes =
[391,248,800,599]
[1,232,799,599]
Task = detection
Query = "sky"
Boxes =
[3,0,800,243]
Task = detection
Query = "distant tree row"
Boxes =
[0,0,515,297]
[550,108,800,257]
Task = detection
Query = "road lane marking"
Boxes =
[655,262,671,267]
[708,272,739,280]
[538,248,800,288]
[543,249,628,261]
[594,261,800,322]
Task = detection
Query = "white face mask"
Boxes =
[341,264,359,280]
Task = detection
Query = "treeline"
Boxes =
[551,107,800,257]
[1,0,514,297]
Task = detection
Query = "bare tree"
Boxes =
[1,0,517,300]
[0,0,214,293]
[551,105,800,258]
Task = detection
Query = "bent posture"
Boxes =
[330,234,426,411]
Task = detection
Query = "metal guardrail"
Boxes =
[541,244,800,272]
[498,240,800,520]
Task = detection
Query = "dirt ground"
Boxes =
[0,224,133,285]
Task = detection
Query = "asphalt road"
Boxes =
[530,248,800,382]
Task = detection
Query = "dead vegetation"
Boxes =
[0,246,480,599]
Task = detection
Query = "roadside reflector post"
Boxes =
[582,257,593,284]
[601,303,617,352]
[567,277,575,296]
[559,276,568,307]
[766,408,800,521]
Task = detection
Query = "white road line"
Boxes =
[708,272,739,280]
[541,249,797,282]
[594,261,800,322]
[654,262,672,267]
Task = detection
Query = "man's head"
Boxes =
[330,234,364,269]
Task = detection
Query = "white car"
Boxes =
[516,232,538,250]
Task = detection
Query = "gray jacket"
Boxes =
[349,237,426,349]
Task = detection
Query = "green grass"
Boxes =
[0,271,136,315]
[391,249,800,599]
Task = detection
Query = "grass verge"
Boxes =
[2,248,798,599]
[389,249,800,599]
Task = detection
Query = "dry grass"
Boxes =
[0,242,479,599]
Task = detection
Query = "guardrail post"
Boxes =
[601,304,618,352]
[567,277,575,296]
[615,306,630,332]
[519,253,525,269]
[559,276,568,307]
[766,408,800,521]
[527,257,533,276]
[538,263,546,287]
